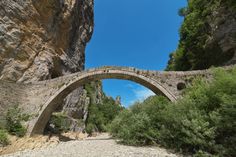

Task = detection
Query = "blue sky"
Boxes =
[85,0,187,107]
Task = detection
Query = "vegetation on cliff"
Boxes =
[83,81,124,134]
[0,130,8,146]
[47,113,71,134]
[5,106,29,137]
[166,0,236,71]
[86,96,124,135]
[0,106,29,146]
[109,67,236,157]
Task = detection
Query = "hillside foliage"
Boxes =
[166,0,236,71]
[0,106,29,146]
[109,67,236,157]
[0,129,8,146]
[47,112,71,134]
[0,106,29,138]
[86,96,124,134]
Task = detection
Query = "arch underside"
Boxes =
[28,70,176,136]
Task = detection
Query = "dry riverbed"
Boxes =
[1,133,182,157]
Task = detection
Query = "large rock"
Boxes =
[0,0,95,131]
[0,0,94,81]
[206,5,236,65]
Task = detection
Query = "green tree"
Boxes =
[166,0,236,71]
[5,106,28,137]
[109,67,236,157]
[86,96,123,134]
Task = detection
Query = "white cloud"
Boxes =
[127,85,155,106]
[125,83,135,88]
[133,88,155,101]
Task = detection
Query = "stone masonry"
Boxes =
[0,65,234,136]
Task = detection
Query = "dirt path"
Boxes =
[1,133,182,157]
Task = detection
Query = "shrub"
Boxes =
[109,67,236,157]
[48,113,70,133]
[109,96,171,145]
[85,123,96,135]
[86,103,106,133]
[157,68,236,156]
[85,96,123,134]
[5,106,27,137]
[120,112,153,145]
[0,129,9,146]
[193,150,218,157]
[109,110,132,136]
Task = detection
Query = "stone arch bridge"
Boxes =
[0,66,225,136]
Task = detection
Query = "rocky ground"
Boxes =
[0,133,182,157]
[0,132,87,156]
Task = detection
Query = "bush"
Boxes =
[108,110,130,137]
[48,113,70,133]
[86,96,123,134]
[86,103,106,133]
[0,129,9,146]
[85,123,96,135]
[109,68,236,157]
[193,150,218,157]
[109,96,170,145]
[5,106,27,137]
[110,111,155,145]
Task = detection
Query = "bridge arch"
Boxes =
[28,67,177,136]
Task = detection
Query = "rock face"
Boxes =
[0,0,96,131]
[0,0,94,81]
[206,5,236,65]
[166,1,236,71]
[115,96,121,105]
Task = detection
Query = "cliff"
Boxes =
[166,0,236,71]
[0,0,94,81]
[0,0,99,132]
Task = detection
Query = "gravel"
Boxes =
[1,134,181,157]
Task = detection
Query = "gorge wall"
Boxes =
[166,0,236,71]
[0,0,101,132]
